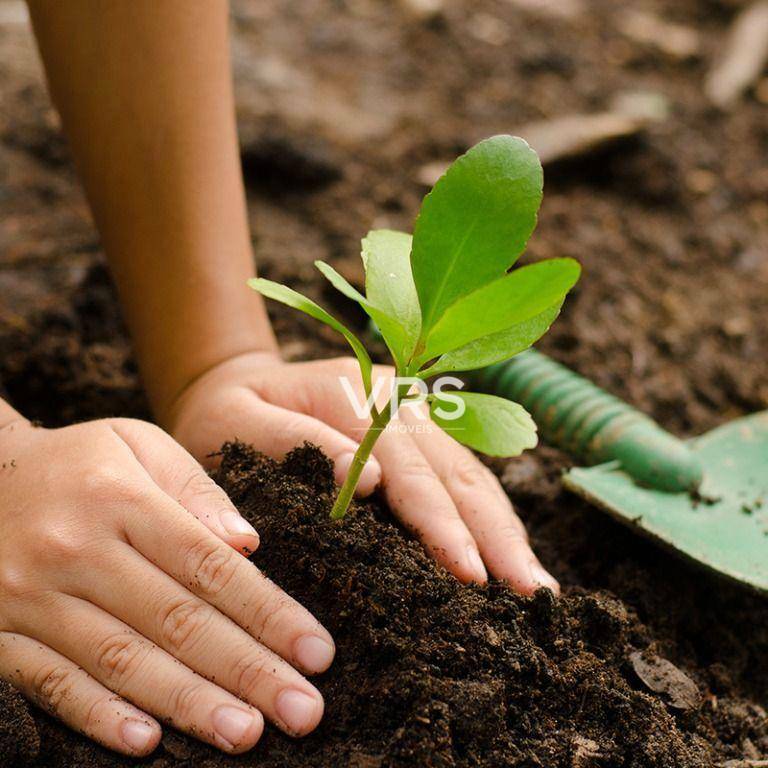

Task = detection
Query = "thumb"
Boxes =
[216,399,382,497]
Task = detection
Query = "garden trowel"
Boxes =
[471,350,768,594]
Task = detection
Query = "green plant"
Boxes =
[249,135,580,519]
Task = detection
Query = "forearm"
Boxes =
[27,0,277,424]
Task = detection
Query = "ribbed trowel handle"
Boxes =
[470,349,703,493]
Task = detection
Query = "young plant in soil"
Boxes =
[249,135,580,519]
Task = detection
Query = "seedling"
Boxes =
[249,135,580,519]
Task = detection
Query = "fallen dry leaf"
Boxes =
[630,650,701,710]
[417,112,648,186]
[618,10,701,60]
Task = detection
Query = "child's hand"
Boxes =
[0,413,333,757]
[168,352,560,595]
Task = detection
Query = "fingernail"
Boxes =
[276,689,321,735]
[294,634,335,673]
[529,560,560,593]
[466,546,488,583]
[221,511,259,539]
[121,718,157,754]
[212,705,258,749]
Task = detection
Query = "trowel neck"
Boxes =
[470,349,704,494]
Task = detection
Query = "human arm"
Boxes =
[26,0,276,419]
[0,397,332,756]
[26,0,558,593]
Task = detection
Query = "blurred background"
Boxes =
[0,0,766,437]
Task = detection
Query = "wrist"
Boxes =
[133,284,280,426]
[155,346,282,433]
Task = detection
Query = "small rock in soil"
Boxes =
[467,12,511,46]
[398,0,444,22]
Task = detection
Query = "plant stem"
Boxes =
[331,370,420,520]
[330,407,392,520]
[330,377,419,519]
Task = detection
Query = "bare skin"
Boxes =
[0,0,559,757]
[0,403,331,755]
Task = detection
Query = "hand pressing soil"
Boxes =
[2,442,767,767]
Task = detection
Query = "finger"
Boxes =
[70,541,327,735]
[13,596,265,754]
[296,378,488,583]
[122,489,335,677]
[281,369,487,583]
[111,419,260,556]
[370,423,488,584]
[401,408,559,595]
[236,397,381,496]
[0,631,161,757]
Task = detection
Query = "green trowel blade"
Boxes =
[564,411,768,594]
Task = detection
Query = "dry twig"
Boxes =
[706,1,768,107]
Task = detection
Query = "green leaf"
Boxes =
[411,135,543,334]
[313,260,367,304]
[313,260,414,371]
[247,277,373,395]
[429,391,537,457]
[421,301,562,377]
[361,230,421,360]
[420,257,580,363]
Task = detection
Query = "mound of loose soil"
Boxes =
[218,442,767,768]
[6,442,765,768]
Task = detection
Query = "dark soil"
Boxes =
[1,0,768,765]
[214,443,768,768]
[4,442,767,768]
